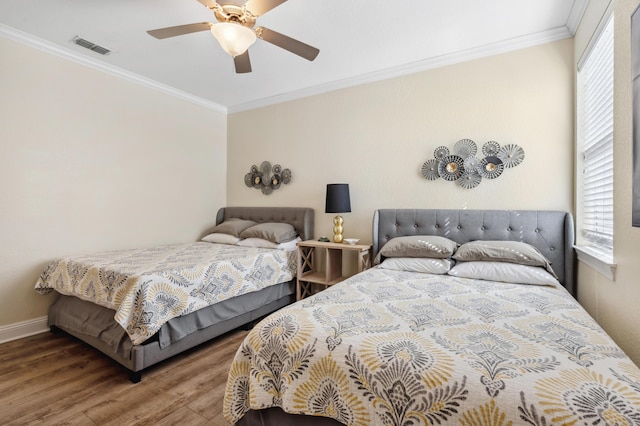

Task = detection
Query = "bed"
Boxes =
[223,209,640,426]
[34,206,314,383]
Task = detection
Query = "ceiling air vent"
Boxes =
[72,36,111,55]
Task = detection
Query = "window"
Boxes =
[577,15,614,262]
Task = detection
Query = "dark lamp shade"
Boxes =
[325,183,351,213]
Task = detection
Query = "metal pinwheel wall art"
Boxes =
[421,139,524,189]
[244,161,292,195]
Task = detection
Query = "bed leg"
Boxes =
[241,321,254,331]
[129,371,142,384]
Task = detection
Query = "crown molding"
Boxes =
[2,23,574,116]
[566,0,589,35]
[227,26,574,113]
[0,24,227,114]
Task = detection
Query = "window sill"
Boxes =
[574,245,616,281]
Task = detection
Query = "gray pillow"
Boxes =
[239,222,297,243]
[452,240,557,278]
[210,218,257,237]
[375,235,458,264]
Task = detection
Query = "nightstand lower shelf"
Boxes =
[296,240,371,300]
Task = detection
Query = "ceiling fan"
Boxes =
[146,0,319,73]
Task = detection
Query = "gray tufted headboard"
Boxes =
[372,209,576,295]
[215,206,315,241]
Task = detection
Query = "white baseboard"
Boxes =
[0,316,49,344]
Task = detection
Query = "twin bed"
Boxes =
[35,206,314,382]
[223,209,640,426]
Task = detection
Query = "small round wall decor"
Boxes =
[458,169,482,189]
[434,146,450,160]
[479,156,504,179]
[438,155,465,181]
[498,144,525,168]
[453,138,477,158]
[421,159,440,180]
[482,141,501,156]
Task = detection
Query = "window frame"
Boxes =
[575,13,616,280]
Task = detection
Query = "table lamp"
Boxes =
[325,183,351,243]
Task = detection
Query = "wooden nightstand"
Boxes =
[296,240,372,300]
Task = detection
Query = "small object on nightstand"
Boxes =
[343,238,360,245]
[318,236,330,242]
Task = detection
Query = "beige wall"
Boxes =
[228,39,574,245]
[575,0,640,366]
[0,38,227,326]
[1,31,586,353]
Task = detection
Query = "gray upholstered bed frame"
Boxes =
[214,206,314,241]
[48,206,314,383]
[237,208,576,426]
[372,209,575,295]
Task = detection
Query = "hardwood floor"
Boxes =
[0,328,248,425]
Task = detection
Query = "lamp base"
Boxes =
[333,215,344,243]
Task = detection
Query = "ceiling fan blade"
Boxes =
[256,27,319,61]
[196,0,219,9]
[244,0,286,16]
[147,22,212,39]
[234,51,252,73]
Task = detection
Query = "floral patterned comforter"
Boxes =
[35,242,296,345]
[224,267,640,425]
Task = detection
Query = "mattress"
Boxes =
[36,241,297,345]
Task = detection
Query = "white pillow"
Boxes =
[447,261,560,286]
[452,240,557,278]
[201,233,241,245]
[276,237,301,251]
[378,257,453,275]
[237,237,301,251]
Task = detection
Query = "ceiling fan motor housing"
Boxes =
[214,4,256,28]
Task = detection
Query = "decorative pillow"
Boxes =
[375,235,458,264]
[201,233,241,245]
[237,237,301,251]
[210,218,257,237]
[239,222,298,243]
[452,240,557,278]
[447,261,560,286]
[237,238,278,249]
[378,257,453,275]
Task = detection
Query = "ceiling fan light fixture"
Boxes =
[211,22,256,57]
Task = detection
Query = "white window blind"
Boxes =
[579,16,614,253]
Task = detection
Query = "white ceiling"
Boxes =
[0,0,586,113]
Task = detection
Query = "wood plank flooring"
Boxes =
[0,328,248,425]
